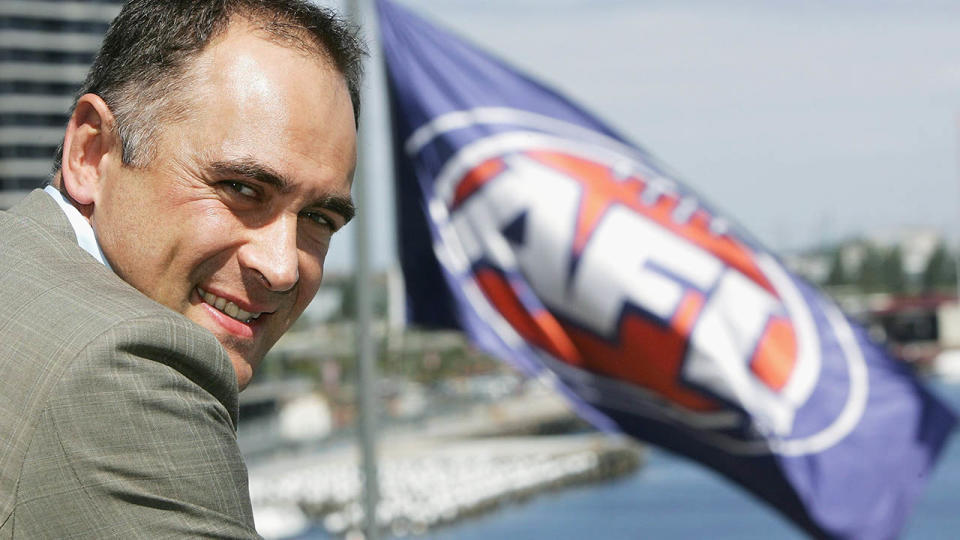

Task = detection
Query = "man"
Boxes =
[0,0,363,536]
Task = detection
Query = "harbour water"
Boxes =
[283,379,960,539]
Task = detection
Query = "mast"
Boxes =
[343,0,383,537]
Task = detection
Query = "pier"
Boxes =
[248,390,642,538]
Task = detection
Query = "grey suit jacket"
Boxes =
[0,190,260,538]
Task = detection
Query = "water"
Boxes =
[292,381,960,539]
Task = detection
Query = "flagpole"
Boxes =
[955,113,960,303]
[344,0,381,538]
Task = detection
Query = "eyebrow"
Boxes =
[209,158,356,224]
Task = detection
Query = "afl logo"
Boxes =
[407,107,868,456]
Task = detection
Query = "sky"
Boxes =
[324,0,960,272]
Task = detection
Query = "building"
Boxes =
[0,0,122,209]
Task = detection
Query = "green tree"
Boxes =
[825,248,847,286]
[922,242,958,292]
[338,276,357,320]
[881,246,906,293]
[857,245,885,292]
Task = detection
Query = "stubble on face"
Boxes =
[91,19,358,390]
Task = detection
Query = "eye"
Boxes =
[223,181,258,198]
[300,210,337,231]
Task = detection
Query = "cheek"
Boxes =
[294,254,326,308]
[178,204,244,253]
[94,204,157,279]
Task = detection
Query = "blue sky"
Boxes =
[325,0,960,271]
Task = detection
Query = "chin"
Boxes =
[232,359,255,391]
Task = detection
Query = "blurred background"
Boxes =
[4,1,960,538]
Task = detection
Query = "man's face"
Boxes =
[89,22,357,390]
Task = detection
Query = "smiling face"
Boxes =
[87,21,357,389]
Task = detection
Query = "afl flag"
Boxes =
[377,1,956,537]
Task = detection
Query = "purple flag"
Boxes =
[377,1,956,537]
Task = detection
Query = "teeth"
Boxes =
[197,287,262,323]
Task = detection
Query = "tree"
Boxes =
[857,245,885,292]
[922,242,958,293]
[825,248,847,286]
[881,246,907,294]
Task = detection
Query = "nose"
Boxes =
[238,214,300,292]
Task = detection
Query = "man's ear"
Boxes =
[60,93,119,208]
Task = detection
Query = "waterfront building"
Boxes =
[0,0,122,209]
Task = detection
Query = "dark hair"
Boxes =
[53,0,365,171]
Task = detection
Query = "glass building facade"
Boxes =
[0,0,122,209]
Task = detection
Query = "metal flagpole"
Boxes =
[955,114,960,304]
[344,0,380,537]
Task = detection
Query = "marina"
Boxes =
[247,390,641,539]
[246,379,960,539]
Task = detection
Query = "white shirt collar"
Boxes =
[43,185,114,271]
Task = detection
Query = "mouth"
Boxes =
[196,287,263,324]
